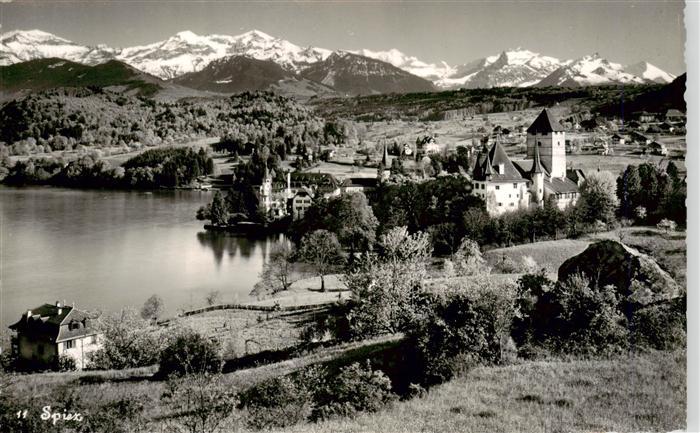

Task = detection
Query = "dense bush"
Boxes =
[162,372,237,433]
[405,281,515,387]
[240,362,394,428]
[492,254,521,273]
[76,397,147,433]
[512,272,629,356]
[312,362,395,421]
[630,296,686,350]
[88,308,166,370]
[240,368,320,430]
[57,354,77,372]
[158,330,222,377]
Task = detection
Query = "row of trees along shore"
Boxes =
[1,148,214,188]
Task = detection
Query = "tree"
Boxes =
[162,372,237,433]
[344,227,433,337]
[452,237,490,276]
[292,193,378,254]
[428,223,459,256]
[657,218,677,233]
[140,294,164,321]
[577,170,619,224]
[298,230,342,292]
[89,308,166,369]
[617,165,642,218]
[253,242,297,296]
[512,272,628,355]
[158,330,222,377]
[462,207,490,245]
[209,191,229,226]
[205,290,222,306]
[666,161,681,188]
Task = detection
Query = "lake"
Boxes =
[0,187,281,327]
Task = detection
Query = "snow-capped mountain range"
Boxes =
[536,54,646,87]
[436,49,562,88]
[1,29,678,90]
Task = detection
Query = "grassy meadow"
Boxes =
[272,350,685,433]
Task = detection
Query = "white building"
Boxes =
[259,171,341,220]
[9,302,102,370]
[472,109,583,216]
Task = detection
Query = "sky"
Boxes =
[0,0,687,75]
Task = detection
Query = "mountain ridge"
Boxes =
[1,29,680,91]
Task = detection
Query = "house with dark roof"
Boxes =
[630,131,652,145]
[650,141,668,156]
[610,133,627,146]
[665,109,685,123]
[659,122,676,133]
[341,177,379,199]
[9,301,102,370]
[472,109,581,215]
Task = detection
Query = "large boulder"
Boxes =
[558,240,681,306]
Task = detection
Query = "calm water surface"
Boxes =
[1,187,281,326]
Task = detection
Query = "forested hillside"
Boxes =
[310,83,670,121]
[0,89,327,155]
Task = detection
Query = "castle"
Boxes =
[258,170,341,220]
[472,108,584,216]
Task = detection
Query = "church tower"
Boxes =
[259,166,273,214]
[526,109,566,179]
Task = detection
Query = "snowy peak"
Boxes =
[437,48,561,89]
[536,54,645,87]
[625,61,676,84]
[1,29,116,66]
[117,29,332,79]
[349,48,455,82]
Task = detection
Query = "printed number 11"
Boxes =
[16,410,28,419]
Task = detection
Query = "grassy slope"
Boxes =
[482,227,686,286]
[276,350,685,433]
[484,238,591,273]
[4,344,684,432]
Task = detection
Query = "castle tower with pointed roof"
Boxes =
[471,108,581,216]
[530,142,545,207]
[526,108,567,179]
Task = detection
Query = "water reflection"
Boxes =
[196,231,284,265]
[1,187,285,326]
